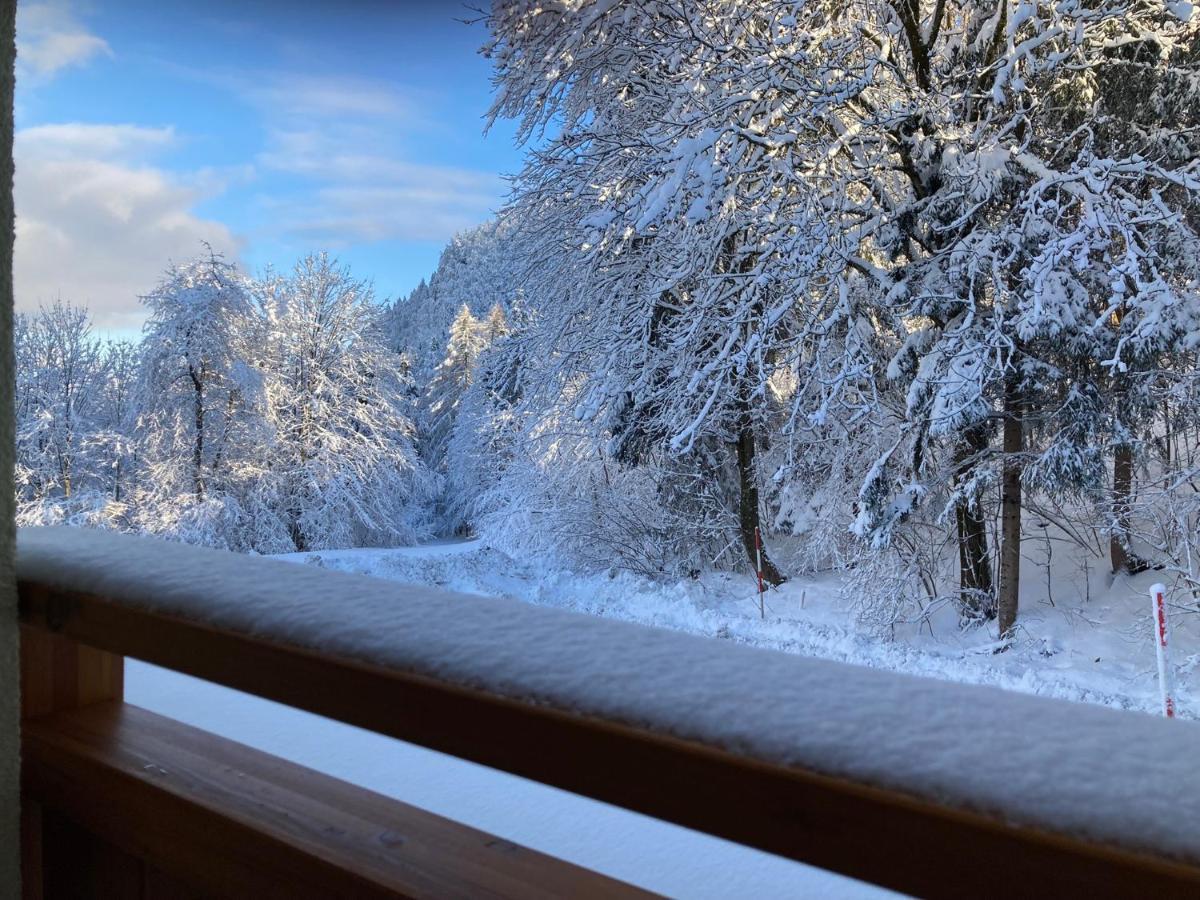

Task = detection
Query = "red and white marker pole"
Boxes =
[754,526,765,620]
[1150,583,1176,718]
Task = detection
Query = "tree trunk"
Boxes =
[997,378,1023,640]
[190,369,204,500]
[289,519,307,553]
[1107,299,1140,575]
[1110,443,1133,574]
[955,425,994,620]
[736,424,785,586]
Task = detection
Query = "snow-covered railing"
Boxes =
[17,527,1200,898]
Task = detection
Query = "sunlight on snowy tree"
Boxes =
[387,220,523,381]
[424,305,490,468]
[482,0,1200,637]
[258,252,436,550]
[14,301,107,520]
[138,251,260,503]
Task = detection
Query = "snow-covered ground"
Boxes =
[123,535,1189,896]
[278,538,1195,718]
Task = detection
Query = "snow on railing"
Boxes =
[18,526,1200,896]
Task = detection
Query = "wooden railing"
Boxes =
[17,534,1200,898]
[19,596,644,899]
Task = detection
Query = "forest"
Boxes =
[17,0,1200,645]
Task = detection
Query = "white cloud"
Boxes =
[267,178,505,245]
[17,1,112,78]
[174,66,425,126]
[16,123,176,161]
[165,64,505,247]
[255,128,504,243]
[254,122,503,245]
[14,124,241,331]
[250,74,419,121]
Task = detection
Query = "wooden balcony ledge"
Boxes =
[23,701,637,899]
[18,526,1200,898]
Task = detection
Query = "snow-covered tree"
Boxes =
[257,252,435,550]
[485,0,1200,636]
[437,304,519,535]
[486,1,862,584]
[423,302,511,478]
[387,220,523,381]
[14,301,105,506]
[92,338,139,505]
[424,305,488,467]
[823,0,1200,633]
[138,251,261,500]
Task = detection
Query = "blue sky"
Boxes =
[14,0,525,333]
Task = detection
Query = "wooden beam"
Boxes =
[23,702,648,899]
[20,583,1200,899]
[20,624,122,720]
[20,616,123,899]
